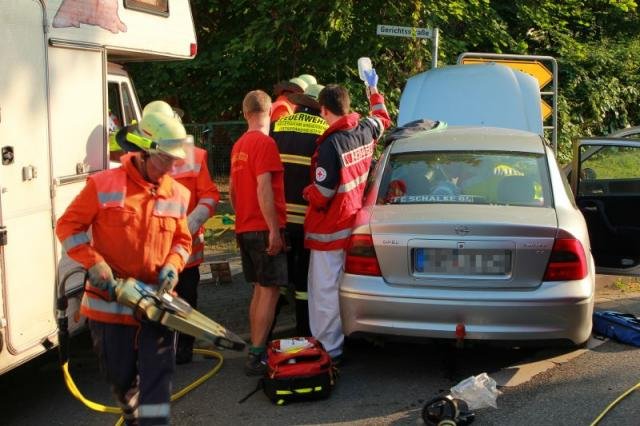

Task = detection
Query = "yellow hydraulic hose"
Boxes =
[62,348,224,425]
[590,379,640,426]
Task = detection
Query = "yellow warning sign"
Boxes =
[461,58,553,89]
[541,100,552,121]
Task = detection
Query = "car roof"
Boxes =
[388,126,547,155]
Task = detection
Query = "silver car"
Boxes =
[340,126,595,346]
[339,63,640,347]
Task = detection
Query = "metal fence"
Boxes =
[185,121,246,183]
[185,121,245,256]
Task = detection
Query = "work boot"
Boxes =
[244,351,267,376]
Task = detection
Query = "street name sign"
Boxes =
[376,25,432,39]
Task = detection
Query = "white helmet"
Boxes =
[143,100,174,117]
[117,112,189,159]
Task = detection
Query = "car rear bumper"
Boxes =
[339,274,594,345]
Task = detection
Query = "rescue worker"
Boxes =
[270,76,308,122]
[56,111,192,425]
[271,83,328,336]
[142,101,220,364]
[303,70,391,364]
[230,90,288,376]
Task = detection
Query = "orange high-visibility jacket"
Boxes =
[56,153,192,325]
[271,95,296,122]
[169,147,219,267]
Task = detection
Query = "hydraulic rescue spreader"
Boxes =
[113,277,245,350]
[56,268,245,421]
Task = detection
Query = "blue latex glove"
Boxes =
[87,261,116,300]
[158,264,179,294]
[363,68,378,88]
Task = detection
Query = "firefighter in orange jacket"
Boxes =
[142,101,221,364]
[55,111,192,426]
[169,133,219,364]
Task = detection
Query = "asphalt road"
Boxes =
[1,273,638,426]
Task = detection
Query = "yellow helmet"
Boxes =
[116,112,189,159]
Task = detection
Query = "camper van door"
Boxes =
[0,2,58,355]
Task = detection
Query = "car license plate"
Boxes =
[414,248,512,275]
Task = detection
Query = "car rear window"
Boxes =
[377,151,550,207]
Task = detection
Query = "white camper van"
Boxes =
[0,0,196,375]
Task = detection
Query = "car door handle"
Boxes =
[582,206,597,212]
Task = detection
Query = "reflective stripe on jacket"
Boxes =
[55,153,192,325]
[170,147,219,267]
[304,93,390,251]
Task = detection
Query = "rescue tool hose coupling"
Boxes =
[56,267,88,366]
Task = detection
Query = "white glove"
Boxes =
[187,204,211,235]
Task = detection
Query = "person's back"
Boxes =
[272,84,328,226]
[231,90,288,376]
[231,130,286,232]
[271,84,328,336]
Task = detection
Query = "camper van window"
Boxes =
[121,83,136,125]
[124,0,169,17]
[107,82,123,131]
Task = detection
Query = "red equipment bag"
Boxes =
[263,337,335,405]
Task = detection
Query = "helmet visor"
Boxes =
[172,135,196,168]
[153,134,191,160]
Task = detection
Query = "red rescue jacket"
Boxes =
[304,93,390,251]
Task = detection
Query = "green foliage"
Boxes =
[129,0,640,161]
[583,146,640,178]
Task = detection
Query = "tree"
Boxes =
[129,0,640,160]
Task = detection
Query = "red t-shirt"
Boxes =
[231,130,286,233]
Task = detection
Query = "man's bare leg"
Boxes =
[249,284,280,347]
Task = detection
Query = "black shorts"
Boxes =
[237,230,288,287]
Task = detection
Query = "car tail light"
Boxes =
[190,43,198,57]
[543,238,588,281]
[345,234,381,276]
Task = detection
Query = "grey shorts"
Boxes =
[237,230,288,287]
